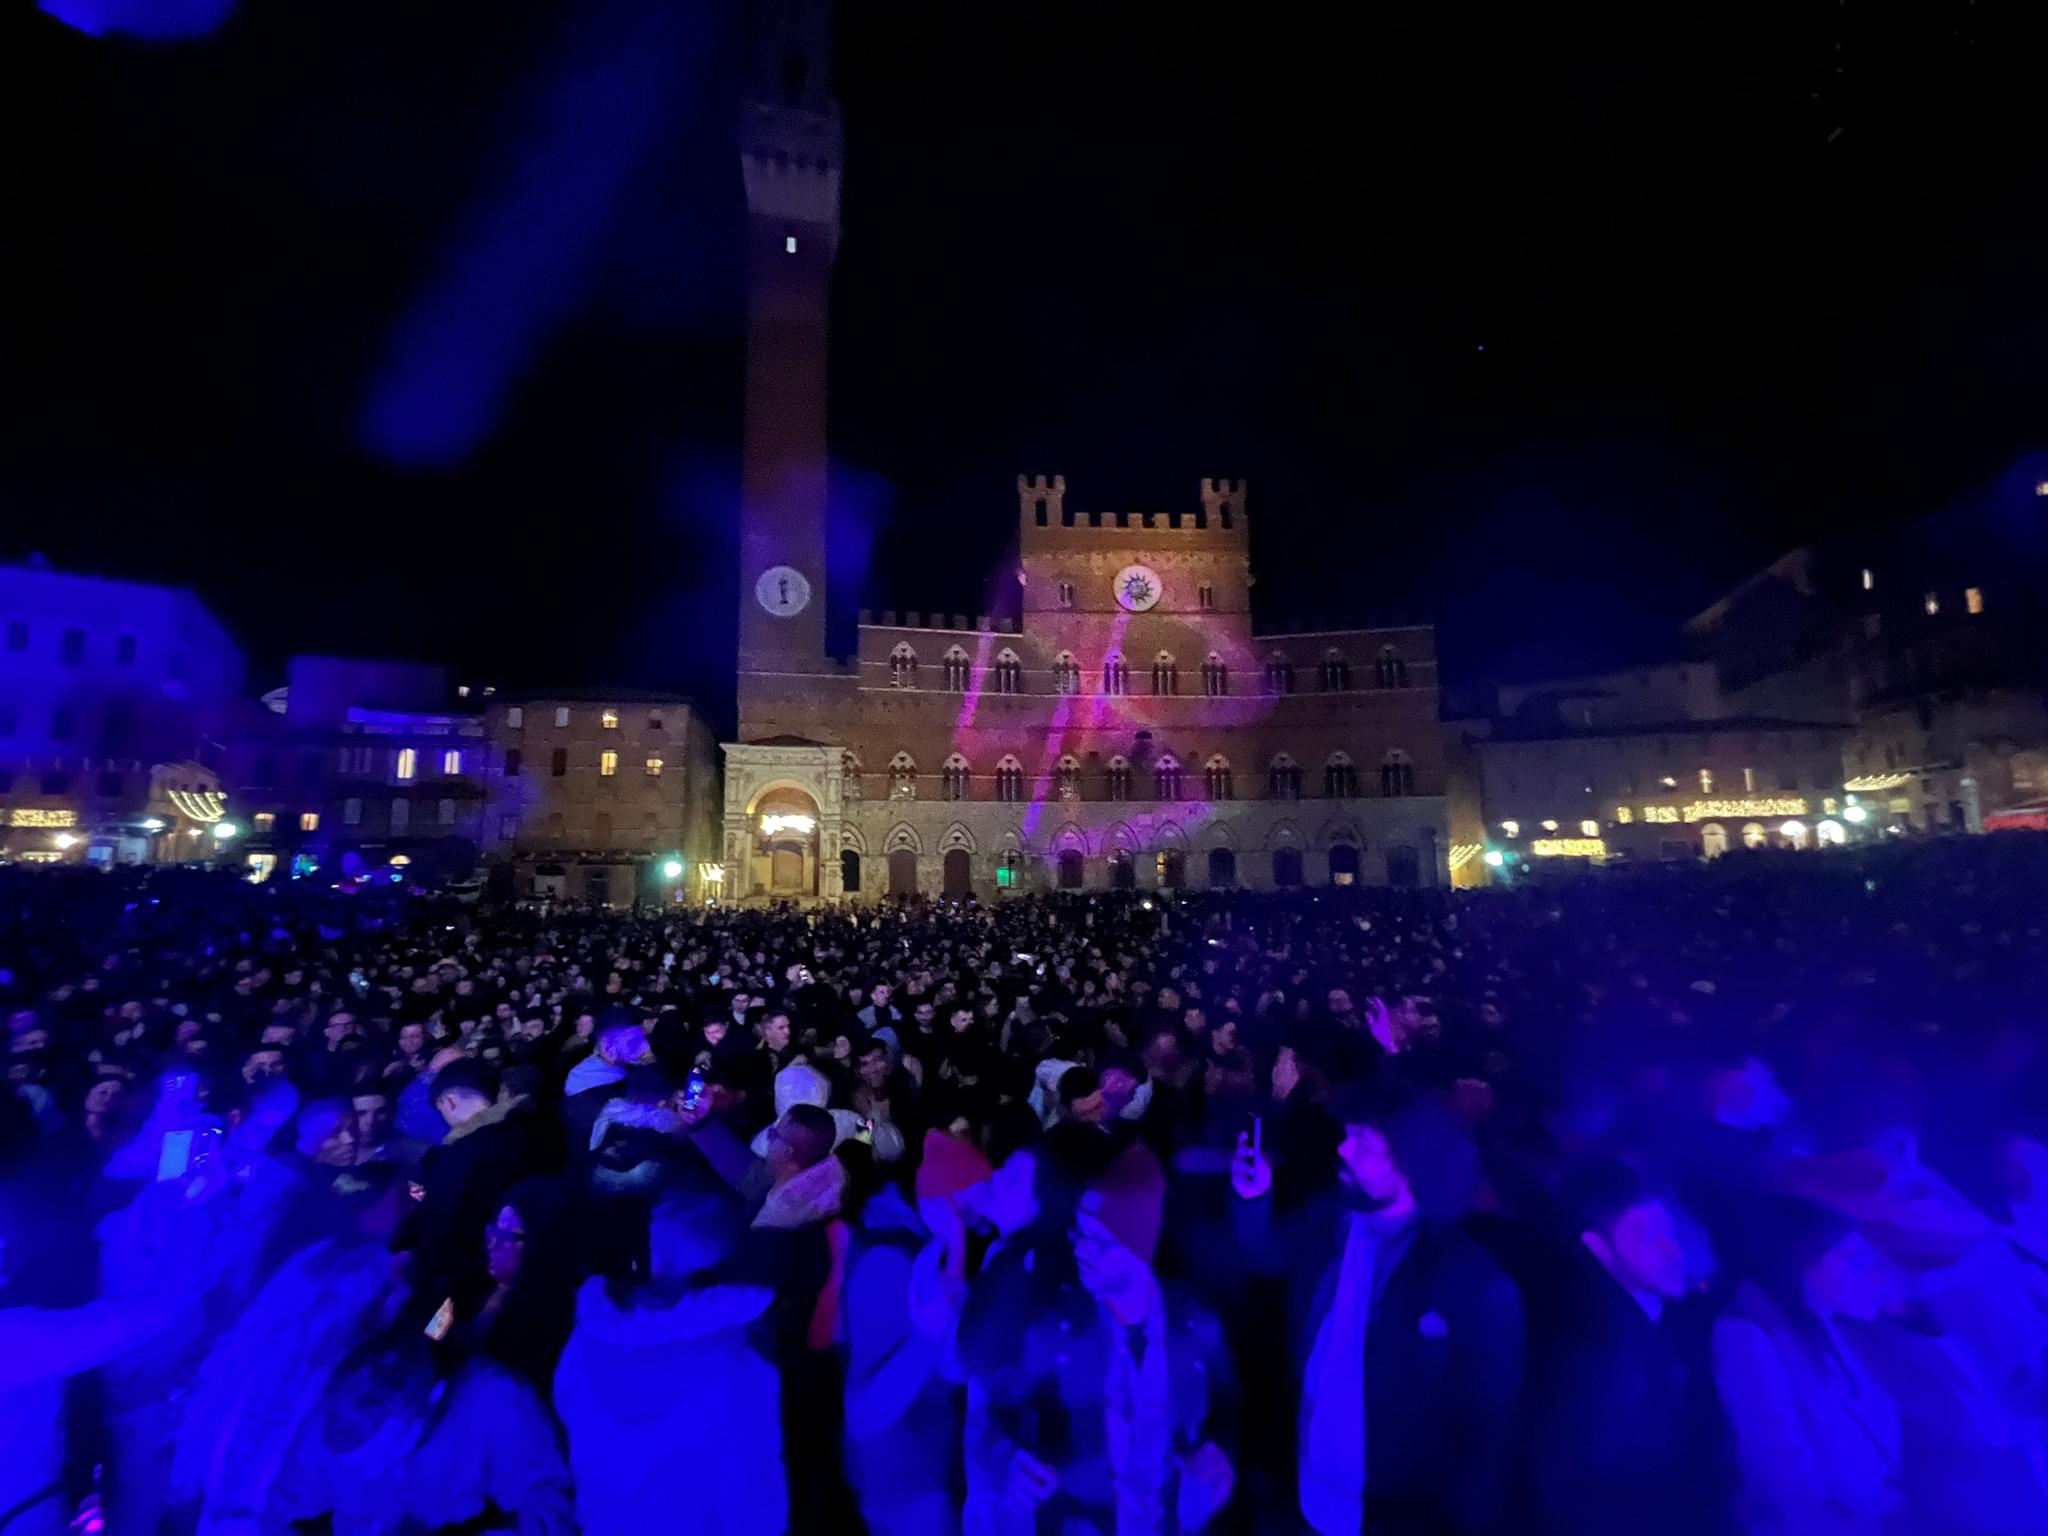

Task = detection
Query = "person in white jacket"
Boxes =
[555,1189,787,1535]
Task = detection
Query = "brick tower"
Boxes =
[735,0,840,740]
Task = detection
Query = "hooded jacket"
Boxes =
[553,1276,784,1536]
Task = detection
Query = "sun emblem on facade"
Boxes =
[1113,563,1163,612]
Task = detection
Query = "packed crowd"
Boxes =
[6,838,2048,1535]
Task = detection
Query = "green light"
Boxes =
[661,858,684,880]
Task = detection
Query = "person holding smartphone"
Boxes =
[1230,1082,1524,1535]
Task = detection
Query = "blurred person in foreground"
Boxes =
[1231,1083,1524,1535]
[554,1187,783,1535]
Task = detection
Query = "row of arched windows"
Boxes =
[888,643,1413,694]
[868,748,1417,802]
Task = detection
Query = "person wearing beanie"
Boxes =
[554,1189,783,1536]
[842,1130,996,1535]
[1230,1079,1524,1536]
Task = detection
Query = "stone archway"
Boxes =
[942,847,972,899]
[749,786,821,898]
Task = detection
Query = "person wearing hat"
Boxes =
[842,1129,994,1535]
[554,1188,783,1536]
[1230,1080,1524,1536]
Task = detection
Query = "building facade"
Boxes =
[223,657,487,882]
[1689,517,2048,837]
[1472,659,1854,864]
[480,692,721,906]
[720,3,1449,901]
[0,561,243,865]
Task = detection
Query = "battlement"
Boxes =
[1018,475,1249,540]
[857,610,1017,635]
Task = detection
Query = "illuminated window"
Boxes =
[457,685,470,698]
[942,754,970,801]
[506,707,523,729]
[395,748,417,781]
[1742,766,1756,793]
[645,756,664,777]
[442,750,462,775]
[300,812,320,832]
[254,812,275,831]
[995,756,1025,803]
[785,234,798,254]
[1103,654,1129,695]
[1500,820,1520,837]
[1966,586,1985,615]
[1053,653,1080,694]
[1861,568,1874,591]
[1154,754,1184,799]
[1152,652,1179,695]
[554,707,570,727]
[1579,819,1599,837]
[942,647,970,691]
[890,643,918,687]
[1205,755,1234,800]
[1319,649,1351,692]
[993,649,1023,694]
[1742,822,1767,849]
[1201,654,1228,696]
[1697,768,1713,794]
[599,750,618,777]
[1924,592,1940,616]
[1056,755,1080,800]
[1325,752,1360,798]
[601,709,619,730]
[889,752,917,800]
[1614,806,1632,825]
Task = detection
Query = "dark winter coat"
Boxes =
[1236,1188,1525,1535]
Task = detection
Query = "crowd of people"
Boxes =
[5,837,2048,1535]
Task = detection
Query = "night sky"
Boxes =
[4,1,2043,731]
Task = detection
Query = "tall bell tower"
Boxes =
[735,0,840,740]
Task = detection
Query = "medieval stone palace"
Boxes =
[721,2,1448,901]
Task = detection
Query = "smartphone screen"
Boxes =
[424,1297,456,1341]
[681,1070,706,1114]
[156,1129,194,1182]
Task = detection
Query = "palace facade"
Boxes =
[721,3,1449,900]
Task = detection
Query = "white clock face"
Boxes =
[1112,563,1163,613]
[755,565,812,618]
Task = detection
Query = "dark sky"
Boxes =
[4,1,2044,731]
